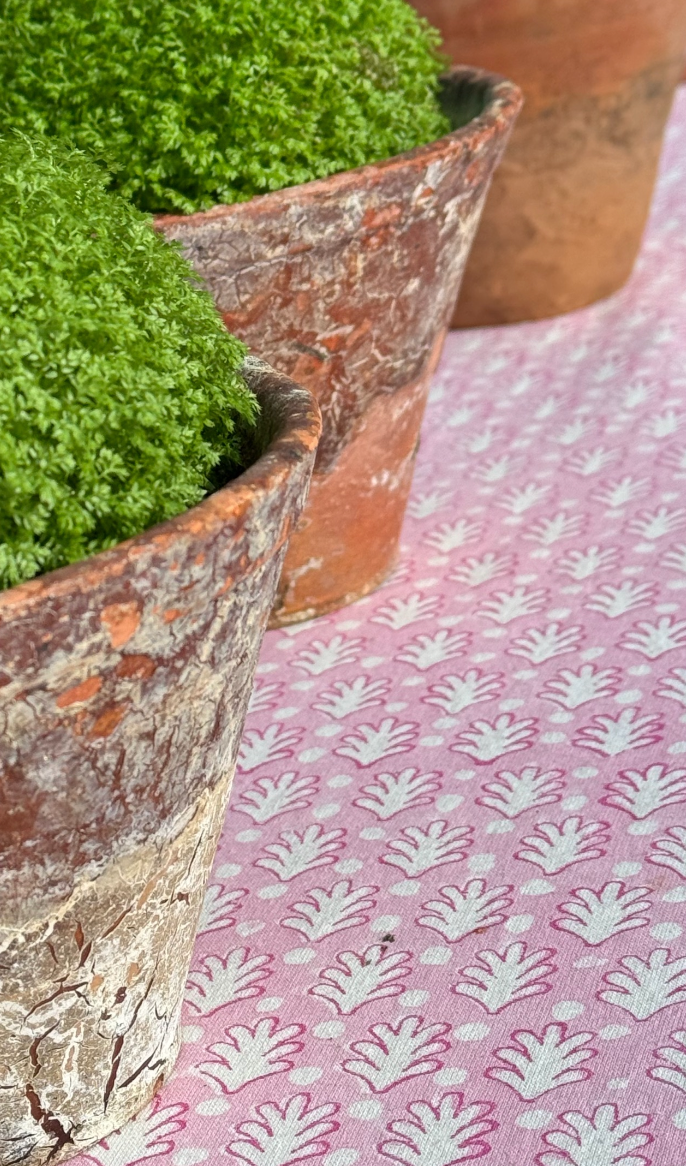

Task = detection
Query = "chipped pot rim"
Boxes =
[0,358,322,617]
[155,65,524,229]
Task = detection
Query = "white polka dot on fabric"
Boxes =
[552,1001,585,1021]
[516,1111,553,1130]
[455,1023,490,1042]
[651,922,683,941]
[434,1068,468,1086]
[348,1099,383,1120]
[289,1066,323,1085]
[505,914,535,933]
[313,1021,346,1039]
[420,947,452,965]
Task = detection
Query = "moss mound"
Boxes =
[0,0,450,215]
[0,135,257,590]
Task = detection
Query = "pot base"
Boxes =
[268,359,436,627]
[0,766,232,1165]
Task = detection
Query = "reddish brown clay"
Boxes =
[0,360,320,1164]
[410,0,686,325]
[157,68,522,625]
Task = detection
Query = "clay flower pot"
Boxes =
[410,0,686,324]
[0,360,320,1163]
[157,67,522,625]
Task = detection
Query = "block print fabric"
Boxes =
[73,90,686,1166]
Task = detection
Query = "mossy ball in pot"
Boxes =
[0,0,451,214]
[0,135,258,591]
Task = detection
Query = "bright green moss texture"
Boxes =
[0,136,257,590]
[0,0,450,215]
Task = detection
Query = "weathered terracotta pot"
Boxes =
[0,360,320,1164]
[410,0,686,324]
[157,67,522,625]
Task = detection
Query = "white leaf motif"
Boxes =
[185,948,272,1017]
[423,669,505,714]
[655,667,686,707]
[312,676,391,720]
[629,506,686,540]
[538,665,622,709]
[508,623,583,665]
[450,552,514,588]
[372,594,441,630]
[477,766,565,819]
[516,818,609,875]
[238,725,304,772]
[417,879,513,943]
[199,1016,305,1094]
[291,635,363,675]
[343,1015,451,1093]
[395,630,471,671]
[487,1023,596,1099]
[197,884,248,935]
[353,768,442,821]
[619,616,686,659]
[552,882,652,947]
[453,942,557,1014]
[309,945,412,1015]
[647,825,686,880]
[662,543,686,575]
[556,546,619,580]
[649,1029,686,1094]
[537,1104,652,1166]
[254,825,346,882]
[573,708,663,757]
[227,1094,339,1166]
[335,718,418,767]
[425,518,483,553]
[281,879,378,943]
[585,581,657,619]
[452,714,537,763]
[380,820,473,878]
[477,587,548,625]
[601,764,686,819]
[599,948,686,1020]
[592,477,649,509]
[236,771,320,824]
[88,1098,187,1166]
[525,512,584,547]
[379,1092,498,1165]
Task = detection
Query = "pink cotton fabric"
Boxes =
[76,90,686,1166]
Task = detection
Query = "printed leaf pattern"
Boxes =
[342,1015,451,1092]
[281,880,378,943]
[453,943,557,1014]
[145,124,686,1166]
[515,817,610,874]
[487,1023,596,1099]
[309,945,412,1015]
[185,948,272,1016]
[227,1095,340,1165]
[649,1029,686,1093]
[380,820,473,877]
[599,949,686,1019]
[537,1105,652,1166]
[200,1017,305,1093]
[353,768,442,820]
[379,1093,498,1165]
[552,882,652,946]
[477,766,565,818]
[417,880,514,943]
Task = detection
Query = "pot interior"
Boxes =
[439,70,491,129]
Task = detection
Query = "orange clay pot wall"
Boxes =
[410,0,686,324]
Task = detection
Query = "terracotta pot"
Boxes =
[409,0,686,325]
[0,360,320,1164]
[157,67,522,625]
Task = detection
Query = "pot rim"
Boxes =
[155,65,524,229]
[0,357,321,617]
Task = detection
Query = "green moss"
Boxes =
[0,135,257,590]
[0,0,451,215]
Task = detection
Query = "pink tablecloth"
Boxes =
[80,90,686,1166]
